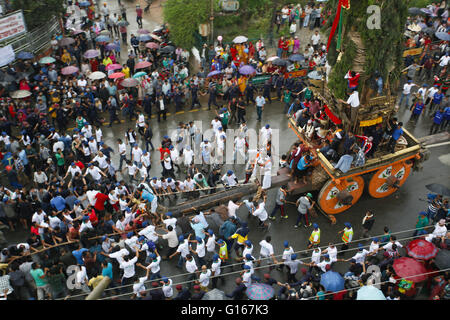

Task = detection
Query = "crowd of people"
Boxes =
[0,0,448,301]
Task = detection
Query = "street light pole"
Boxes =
[210,0,214,44]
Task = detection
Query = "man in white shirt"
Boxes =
[31,209,47,236]
[132,269,149,299]
[347,244,369,265]
[198,265,212,291]
[169,235,191,269]
[341,89,360,123]
[120,250,139,286]
[252,198,270,231]
[322,242,338,262]
[311,30,321,50]
[221,170,238,187]
[399,79,417,108]
[161,277,174,299]
[92,151,108,170]
[84,163,106,182]
[257,236,278,268]
[64,162,82,180]
[425,219,447,242]
[210,253,222,288]
[255,94,265,121]
[227,200,242,218]
[185,254,198,288]
[131,144,143,166]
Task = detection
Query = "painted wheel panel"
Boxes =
[368,162,412,198]
[318,176,365,215]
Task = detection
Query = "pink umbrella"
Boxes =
[61,66,79,75]
[135,61,152,69]
[145,42,160,49]
[393,257,428,283]
[106,64,122,71]
[72,29,85,35]
[84,49,99,59]
[120,78,139,87]
[108,72,125,79]
[137,29,150,34]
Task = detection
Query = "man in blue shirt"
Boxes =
[50,193,67,212]
[190,217,206,240]
[388,122,403,153]
[72,244,89,265]
[430,108,445,134]
[410,99,425,122]
[430,89,444,114]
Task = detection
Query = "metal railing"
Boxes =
[0,16,61,54]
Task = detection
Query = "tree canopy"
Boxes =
[12,0,64,30]
[163,0,210,49]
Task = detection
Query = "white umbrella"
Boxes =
[10,90,32,99]
[88,71,106,80]
[266,56,280,62]
[233,35,248,44]
[407,23,422,32]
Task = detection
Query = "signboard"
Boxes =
[251,75,271,86]
[0,45,15,67]
[285,69,308,79]
[0,11,27,42]
[403,47,423,57]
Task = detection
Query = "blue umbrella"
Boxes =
[245,283,274,300]
[239,65,256,75]
[435,32,450,42]
[96,35,110,43]
[78,1,90,7]
[320,271,345,293]
[17,51,34,60]
[105,43,119,51]
[207,70,222,78]
[139,34,151,42]
[356,286,386,300]
[289,54,305,62]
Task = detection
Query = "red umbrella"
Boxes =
[61,66,79,75]
[108,72,125,79]
[393,257,428,283]
[135,61,152,69]
[145,42,159,49]
[106,63,122,71]
[406,239,438,260]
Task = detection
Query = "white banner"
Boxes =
[0,11,27,42]
[0,45,16,67]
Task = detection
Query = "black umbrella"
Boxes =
[159,45,175,53]
[422,27,434,35]
[408,7,424,16]
[425,183,450,196]
[272,58,289,66]
[433,249,450,270]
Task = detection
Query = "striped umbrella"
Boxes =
[61,66,79,75]
[108,72,125,79]
[106,64,122,71]
[406,239,438,260]
[245,283,274,300]
[135,61,151,69]
[120,78,139,87]
[145,42,159,49]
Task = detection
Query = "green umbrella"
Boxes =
[39,56,56,64]
[132,71,147,78]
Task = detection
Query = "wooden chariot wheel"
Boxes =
[368,161,412,198]
[318,176,365,215]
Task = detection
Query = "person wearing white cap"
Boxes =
[259,124,272,149]
[222,170,238,187]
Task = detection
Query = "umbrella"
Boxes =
[88,71,106,80]
[233,35,248,44]
[393,257,428,283]
[408,7,424,16]
[106,64,123,71]
[201,288,227,300]
[433,249,450,270]
[99,30,110,36]
[425,183,450,196]
[149,33,162,42]
[72,29,85,35]
[96,35,110,43]
[435,32,450,42]
[109,72,125,79]
[61,66,79,75]
[207,70,222,78]
[132,71,147,78]
[16,51,34,60]
[308,71,323,80]
[120,78,139,87]
[289,54,305,62]
[135,61,152,69]
[320,270,345,292]
[159,45,175,54]
[272,58,289,66]
[408,24,422,32]
[137,29,150,34]
[245,283,274,300]
[39,56,56,64]
[422,27,435,35]
[421,8,436,17]
[145,42,159,49]
[59,37,75,46]
[78,1,90,7]
[83,49,99,59]
[239,65,256,75]
[356,286,386,300]
[406,239,439,260]
[117,20,129,27]
[139,34,152,42]
[266,56,280,62]
[10,90,32,99]
[105,43,120,51]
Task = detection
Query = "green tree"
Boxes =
[12,0,64,30]
[163,0,210,49]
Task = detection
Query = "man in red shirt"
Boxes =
[136,4,143,28]
[94,191,109,219]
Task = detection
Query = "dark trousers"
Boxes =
[208,98,219,109]
[108,112,120,127]
[119,154,127,171]
[158,110,167,122]
[256,106,263,120]
[121,32,127,44]
[145,139,155,151]
[237,110,246,123]
[430,122,442,135]
[136,16,143,28]
[270,203,285,218]
[295,212,309,226]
